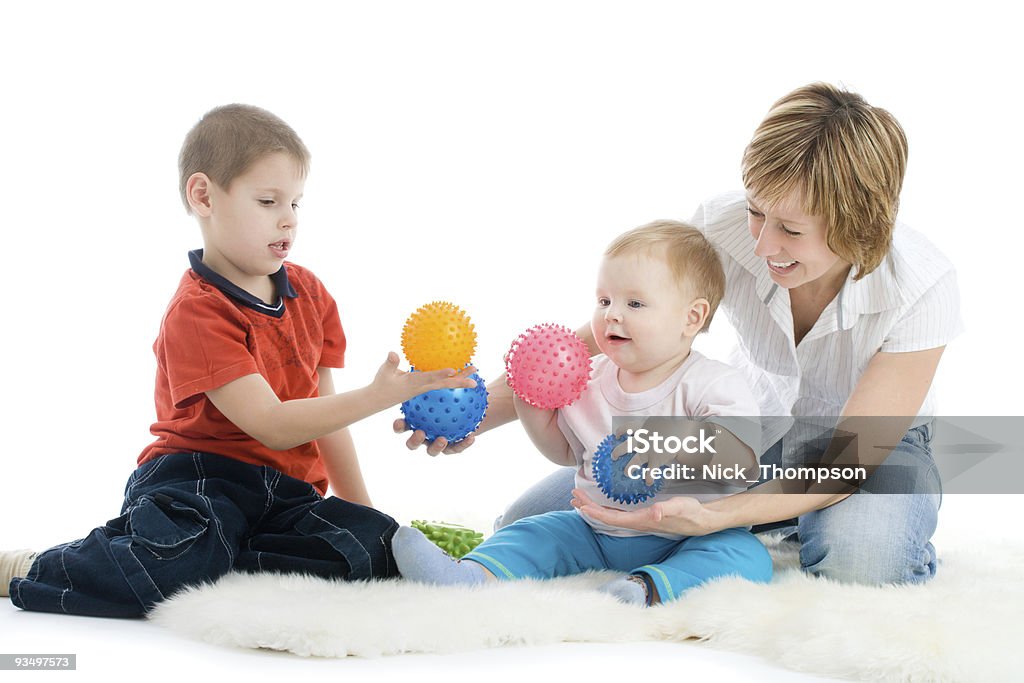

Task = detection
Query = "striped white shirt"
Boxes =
[691,192,964,449]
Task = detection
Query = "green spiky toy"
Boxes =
[411,520,485,559]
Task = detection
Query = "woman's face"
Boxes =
[745,190,848,291]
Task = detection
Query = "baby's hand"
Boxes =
[611,417,705,485]
[373,352,477,408]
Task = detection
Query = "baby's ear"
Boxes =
[685,298,711,334]
[186,172,213,217]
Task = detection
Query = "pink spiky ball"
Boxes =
[505,323,592,410]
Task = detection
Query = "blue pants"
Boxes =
[9,452,399,617]
[496,423,941,586]
[466,511,772,603]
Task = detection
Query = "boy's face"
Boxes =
[591,252,697,376]
[199,152,305,291]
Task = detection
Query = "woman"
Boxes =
[397,82,961,585]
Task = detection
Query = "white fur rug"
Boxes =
[149,535,1024,681]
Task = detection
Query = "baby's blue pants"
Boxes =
[463,511,772,603]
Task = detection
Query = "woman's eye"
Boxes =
[746,207,763,219]
[781,225,802,236]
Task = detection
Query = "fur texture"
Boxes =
[149,535,1024,681]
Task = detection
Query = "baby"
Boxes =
[394,220,772,605]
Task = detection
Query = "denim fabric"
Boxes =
[495,423,942,585]
[469,510,771,604]
[754,422,941,585]
[10,452,399,617]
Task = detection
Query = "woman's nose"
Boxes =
[753,222,778,258]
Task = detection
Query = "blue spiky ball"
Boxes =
[592,433,664,504]
[401,372,488,443]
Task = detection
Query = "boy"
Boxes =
[1,104,474,617]
[393,221,772,605]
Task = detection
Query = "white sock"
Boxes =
[392,526,488,586]
[598,575,649,605]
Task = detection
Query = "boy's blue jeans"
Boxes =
[495,423,941,586]
[9,452,399,618]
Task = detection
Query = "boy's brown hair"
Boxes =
[178,104,311,213]
[605,220,725,332]
[742,82,907,279]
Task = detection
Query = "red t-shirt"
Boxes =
[138,262,346,495]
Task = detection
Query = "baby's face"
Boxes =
[592,252,695,375]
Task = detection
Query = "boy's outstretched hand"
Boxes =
[373,352,477,408]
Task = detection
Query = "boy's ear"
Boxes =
[186,172,213,217]
[684,298,711,335]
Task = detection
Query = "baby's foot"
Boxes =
[392,526,489,586]
[597,575,649,606]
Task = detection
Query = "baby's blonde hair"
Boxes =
[178,104,311,213]
[742,82,907,279]
[604,220,725,332]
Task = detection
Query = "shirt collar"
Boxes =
[188,249,298,318]
[721,227,903,330]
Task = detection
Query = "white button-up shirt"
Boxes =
[691,192,964,449]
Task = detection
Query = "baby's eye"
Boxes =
[597,297,610,307]
[259,199,275,206]
[291,202,301,210]
[628,300,644,309]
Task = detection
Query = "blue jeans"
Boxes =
[496,423,942,585]
[468,511,771,603]
[10,452,399,617]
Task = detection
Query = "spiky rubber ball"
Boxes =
[411,520,485,559]
[592,433,664,505]
[401,372,488,443]
[402,301,477,372]
[505,323,592,410]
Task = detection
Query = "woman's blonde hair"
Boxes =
[605,220,725,332]
[742,82,907,279]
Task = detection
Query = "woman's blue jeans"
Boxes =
[10,452,399,617]
[496,423,941,585]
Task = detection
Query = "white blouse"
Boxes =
[691,192,964,449]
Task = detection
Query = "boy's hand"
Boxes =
[373,352,477,409]
[392,420,478,456]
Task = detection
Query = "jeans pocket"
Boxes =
[128,493,210,561]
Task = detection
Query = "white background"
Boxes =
[1,1,1020,679]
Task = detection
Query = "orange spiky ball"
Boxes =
[401,301,477,372]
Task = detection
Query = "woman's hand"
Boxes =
[571,488,719,536]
